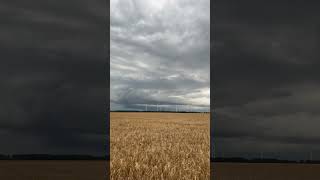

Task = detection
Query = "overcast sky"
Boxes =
[110,0,210,112]
[0,0,107,155]
[212,0,320,160]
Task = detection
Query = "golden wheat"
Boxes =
[212,162,320,180]
[0,160,107,180]
[110,112,210,180]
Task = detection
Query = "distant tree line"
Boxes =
[0,154,109,160]
[211,157,320,164]
[111,110,209,113]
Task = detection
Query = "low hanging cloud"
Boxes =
[212,0,320,160]
[0,0,107,155]
[110,0,210,111]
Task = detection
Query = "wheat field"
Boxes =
[0,160,108,180]
[110,112,210,180]
[212,162,320,180]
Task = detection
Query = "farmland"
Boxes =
[212,162,320,180]
[110,112,210,180]
[0,160,108,180]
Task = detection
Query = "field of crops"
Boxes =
[212,162,320,180]
[0,160,108,180]
[110,112,210,180]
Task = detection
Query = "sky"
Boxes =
[0,0,108,155]
[3,0,319,162]
[110,0,210,112]
[212,0,320,160]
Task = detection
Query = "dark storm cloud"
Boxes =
[110,0,210,111]
[0,0,108,155]
[212,0,320,160]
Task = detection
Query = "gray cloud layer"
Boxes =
[0,0,108,155]
[212,0,320,160]
[110,0,210,111]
